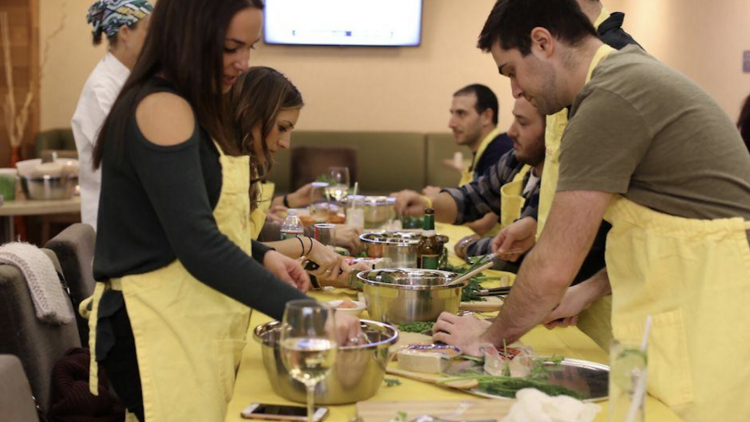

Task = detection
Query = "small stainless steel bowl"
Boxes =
[253,319,398,405]
[19,175,77,200]
[357,268,464,325]
[360,231,449,268]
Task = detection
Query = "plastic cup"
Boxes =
[0,168,18,201]
[609,340,648,422]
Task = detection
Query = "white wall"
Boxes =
[39,0,750,133]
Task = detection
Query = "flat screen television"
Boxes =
[263,0,423,47]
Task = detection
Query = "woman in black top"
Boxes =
[88,1,359,421]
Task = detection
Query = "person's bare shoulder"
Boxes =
[135,92,195,146]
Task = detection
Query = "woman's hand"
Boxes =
[334,313,363,346]
[262,250,311,292]
[306,238,352,280]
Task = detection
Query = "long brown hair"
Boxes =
[738,93,750,153]
[93,0,264,169]
[229,66,303,208]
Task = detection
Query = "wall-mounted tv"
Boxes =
[263,0,423,47]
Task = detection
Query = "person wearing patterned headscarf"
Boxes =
[71,0,153,231]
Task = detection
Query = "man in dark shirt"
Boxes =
[418,84,513,236]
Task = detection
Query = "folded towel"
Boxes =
[0,242,73,324]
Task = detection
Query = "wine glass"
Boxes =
[280,300,338,422]
[327,166,350,203]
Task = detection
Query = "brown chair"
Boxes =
[0,355,41,422]
[45,223,96,347]
[40,149,79,163]
[289,146,358,192]
[0,249,81,416]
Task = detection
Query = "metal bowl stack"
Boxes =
[19,175,78,200]
[343,195,397,228]
[254,319,398,405]
[357,268,464,325]
[360,231,449,268]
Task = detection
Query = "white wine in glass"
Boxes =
[327,167,350,202]
[280,300,337,422]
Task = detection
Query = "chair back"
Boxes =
[35,129,76,158]
[290,145,358,192]
[45,223,96,346]
[0,249,81,415]
[0,355,41,422]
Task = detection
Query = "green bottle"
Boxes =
[417,208,439,269]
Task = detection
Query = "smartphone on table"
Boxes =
[241,403,329,422]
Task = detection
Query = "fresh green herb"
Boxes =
[438,375,584,399]
[355,251,368,258]
[530,355,565,379]
[383,378,402,387]
[398,321,435,333]
[439,263,487,302]
[315,174,337,185]
[390,411,408,422]
[502,339,511,377]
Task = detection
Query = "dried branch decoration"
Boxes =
[1,12,34,148]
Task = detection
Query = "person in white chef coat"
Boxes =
[71,0,153,230]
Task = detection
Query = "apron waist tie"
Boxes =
[87,279,123,395]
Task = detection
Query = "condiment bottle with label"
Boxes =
[417,208,440,269]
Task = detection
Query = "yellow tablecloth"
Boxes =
[226,224,684,422]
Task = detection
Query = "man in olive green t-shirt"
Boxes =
[432,1,750,421]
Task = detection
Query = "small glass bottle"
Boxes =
[417,208,440,269]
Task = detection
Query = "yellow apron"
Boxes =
[250,181,275,240]
[88,141,253,422]
[604,195,750,422]
[459,128,501,187]
[499,165,531,229]
[536,45,615,347]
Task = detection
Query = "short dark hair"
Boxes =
[477,0,598,56]
[453,84,499,125]
[738,93,750,153]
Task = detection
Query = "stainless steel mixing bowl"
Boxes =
[253,319,398,405]
[19,175,77,200]
[357,268,464,325]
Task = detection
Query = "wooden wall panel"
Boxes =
[0,0,40,168]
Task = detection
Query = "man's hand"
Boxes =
[492,217,537,262]
[543,270,611,329]
[422,186,442,197]
[262,250,311,292]
[432,312,492,356]
[392,189,429,216]
[334,224,363,254]
[442,157,465,174]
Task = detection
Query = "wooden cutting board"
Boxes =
[356,399,513,422]
[459,296,504,312]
